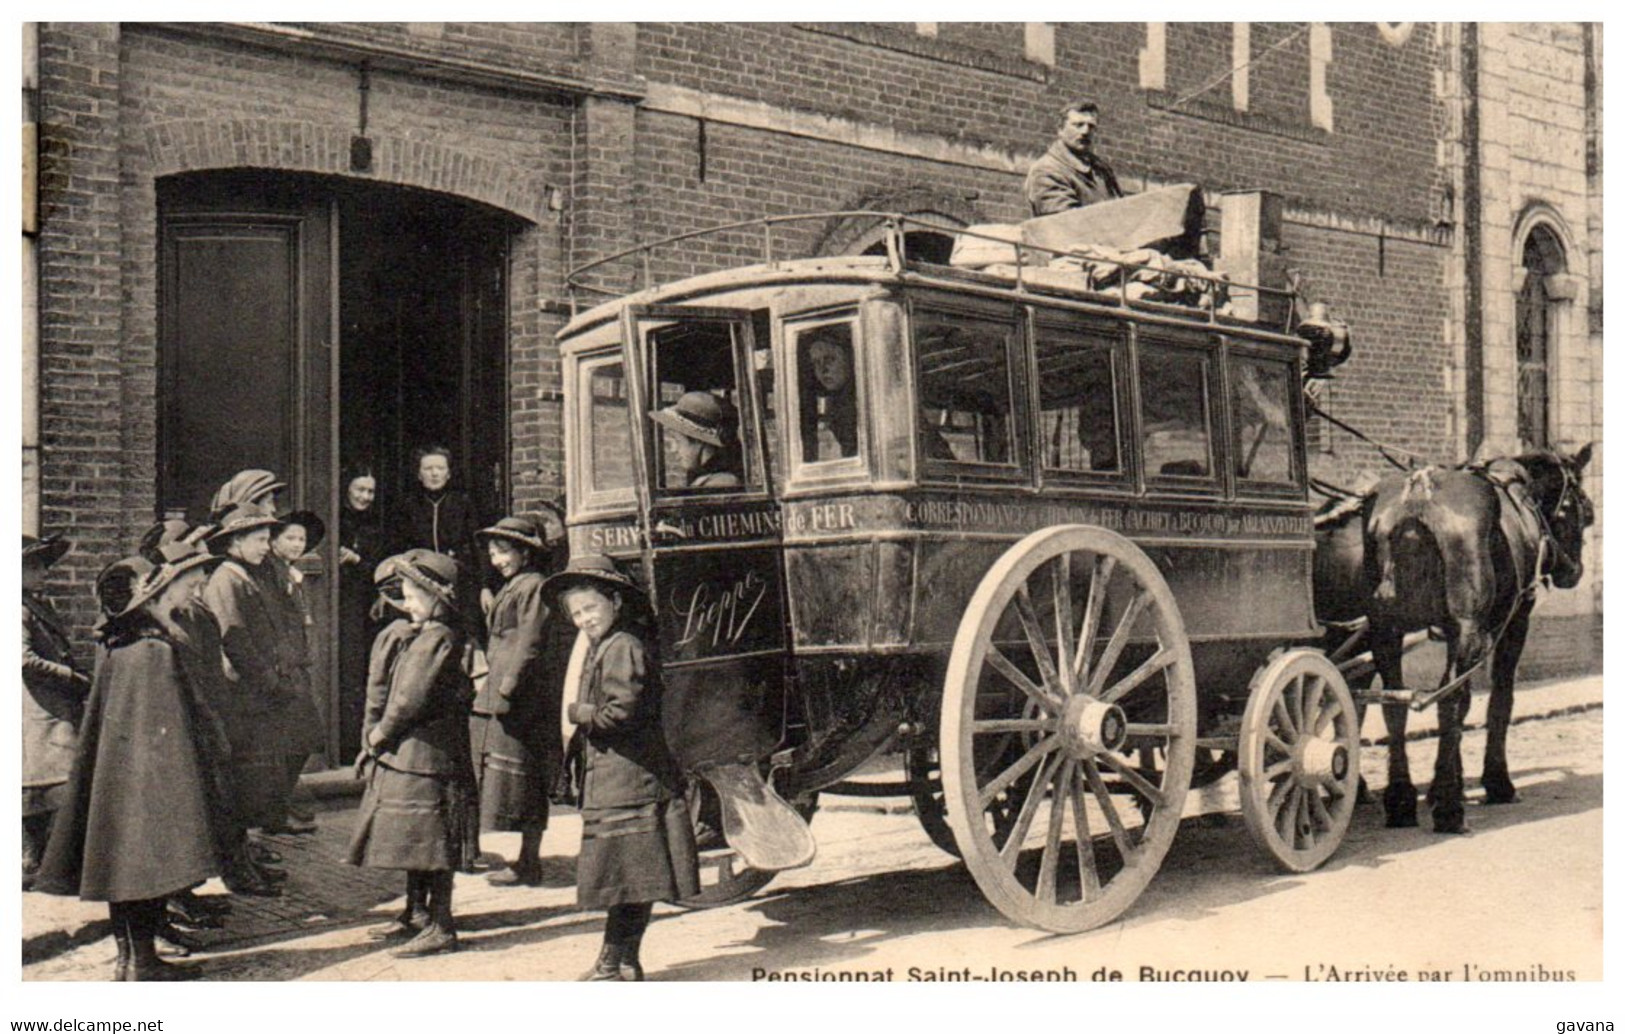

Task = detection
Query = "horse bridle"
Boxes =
[1530,462,1587,584]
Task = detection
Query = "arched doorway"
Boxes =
[158,169,527,761]
[1515,223,1566,450]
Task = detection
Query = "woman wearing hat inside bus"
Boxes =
[201,506,304,858]
[265,509,329,834]
[543,554,699,981]
[22,534,90,889]
[471,514,567,887]
[34,546,226,980]
[346,550,478,958]
[649,391,744,490]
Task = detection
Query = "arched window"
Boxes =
[1516,225,1566,449]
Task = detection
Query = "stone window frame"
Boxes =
[1510,205,1581,452]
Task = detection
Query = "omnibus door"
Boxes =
[618,305,790,773]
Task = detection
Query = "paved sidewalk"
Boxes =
[19,672,1602,981]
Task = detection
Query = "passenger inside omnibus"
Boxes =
[796,323,859,462]
[644,320,754,493]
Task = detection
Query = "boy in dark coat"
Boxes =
[543,554,699,981]
[472,515,566,887]
[35,547,226,980]
[22,534,90,888]
[346,551,478,958]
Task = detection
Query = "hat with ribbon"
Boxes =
[273,509,327,553]
[539,553,641,610]
[207,504,281,553]
[96,543,220,624]
[475,514,550,554]
[394,549,461,606]
[209,469,286,520]
[22,534,72,569]
[649,391,737,449]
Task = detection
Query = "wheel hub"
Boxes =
[1062,695,1128,757]
[1299,737,1348,783]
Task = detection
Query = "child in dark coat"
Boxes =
[35,546,225,980]
[346,550,478,958]
[472,515,566,886]
[542,554,699,981]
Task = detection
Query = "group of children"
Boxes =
[26,467,700,981]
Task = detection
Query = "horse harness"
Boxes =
[1469,458,1582,596]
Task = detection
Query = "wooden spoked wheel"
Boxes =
[941,526,1197,933]
[1238,649,1360,873]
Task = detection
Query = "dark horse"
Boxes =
[1313,446,1593,833]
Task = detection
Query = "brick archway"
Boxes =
[813,186,988,258]
[142,117,549,224]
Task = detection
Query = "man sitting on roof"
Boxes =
[1024,98,1124,217]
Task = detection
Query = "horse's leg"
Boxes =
[1372,624,1417,827]
[1482,602,1532,804]
[1427,629,1472,835]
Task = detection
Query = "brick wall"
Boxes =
[35,23,124,645]
[638,23,1442,227]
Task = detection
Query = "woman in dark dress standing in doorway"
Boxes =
[337,467,387,756]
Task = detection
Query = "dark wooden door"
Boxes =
[159,176,338,760]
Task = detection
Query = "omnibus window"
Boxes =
[647,321,754,493]
[793,320,861,466]
[916,314,1016,466]
[1034,327,1120,474]
[1232,357,1296,483]
[1138,347,1213,478]
[583,356,635,500]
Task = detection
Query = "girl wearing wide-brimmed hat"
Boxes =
[648,391,744,489]
[34,546,226,980]
[346,550,479,958]
[471,514,569,887]
[200,506,304,855]
[22,534,90,888]
[542,554,699,981]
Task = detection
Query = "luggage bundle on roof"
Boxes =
[950,184,1228,310]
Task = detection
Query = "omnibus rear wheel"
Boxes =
[941,525,1197,933]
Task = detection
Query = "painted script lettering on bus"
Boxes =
[672,570,770,651]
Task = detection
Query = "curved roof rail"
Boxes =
[565,211,1299,334]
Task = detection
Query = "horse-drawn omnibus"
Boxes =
[555,212,1361,933]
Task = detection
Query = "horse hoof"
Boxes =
[1382,784,1419,827]
[1432,813,1471,836]
[1482,776,1519,805]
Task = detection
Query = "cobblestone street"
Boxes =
[21,674,1603,983]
